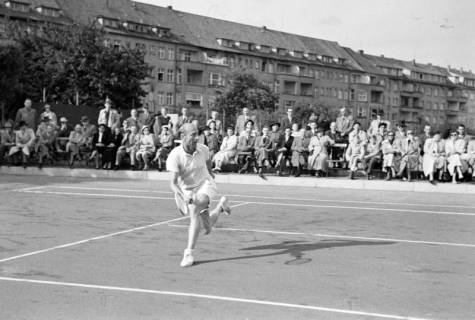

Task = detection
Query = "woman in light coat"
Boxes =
[422,132,446,183]
[213,127,238,172]
[308,128,334,177]
[445,130,467,183]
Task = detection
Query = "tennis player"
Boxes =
[166,123,231,267]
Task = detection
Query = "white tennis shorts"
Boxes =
[182,179,217,202]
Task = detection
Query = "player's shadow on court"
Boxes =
[195,239,395,266]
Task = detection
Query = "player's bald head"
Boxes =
[181,123,198,136]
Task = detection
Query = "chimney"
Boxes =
[167,5,173,10]
[412,59,416,65]
[261,26,267,32]
[380,54,384,58]
[358,50,364,54]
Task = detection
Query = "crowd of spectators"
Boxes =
[1,98,475,184]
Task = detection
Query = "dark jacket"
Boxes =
[92,131,111,150]
[198,133,220,153]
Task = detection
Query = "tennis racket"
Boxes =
[174,192,191,216]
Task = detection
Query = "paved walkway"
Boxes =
[1,166,474,194]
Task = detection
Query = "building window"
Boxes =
[357,107,366,117]
[338,89,343,100]
[157,68,164,82]
[166,92,173,105]
[315,87,319,97]
[320,87,325,96]
[209,73,223,86]
[343,90,348,100]
[158,47,165,59]
[7,1,30,12]
[168,48,175,60]
[183,51,192,62]
[177,68,182,84]
[113,40,121,51]
[274,80,280,94]
[229,57,236,69]
[167,69,174,82]
[149,45,157,56]
[157,92,164,105]
[254,61,260,70]
[357,90,368,102]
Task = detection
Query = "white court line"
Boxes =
[167,224,475,248]
[11,185,48,192]
[0,202,247,263]
[0,216,188,263]
[18,190,475,217]
[0,277,432,320]
[44,185,475,209]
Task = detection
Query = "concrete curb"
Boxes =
[1,166,474,194]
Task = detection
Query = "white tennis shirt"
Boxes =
[166,143,212,190]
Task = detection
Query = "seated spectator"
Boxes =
[175,107,193,135]
[39,104,57,127]
[198,126,219,160]
[235,107,257,135]
[213,127,238,172]
[136,126,155,171]
[152,126,174,171]
[81,116,97,148]
[208,120,221,142]
[281,108,296,130]
[114,125,141,170]
[381,131,402,181]
[9,121,35,168]
[418,125,432,156]
[90,123,111,169]
[156,107,172,132]
[308,120,317,136]
[465,137,475,178]
[55,117,72,152]
[268,122,282,166]
[254,126,273,178]
[275,127,294,176]
[207,110,223,137]
[367,110,391,136]
[326,121,343,166]
[308,127,334,177]
[445,130,467,184]
[396,129,420,182]
[363,135,382,180]
[457,124,470,143]
[345,133,365,179]
[422,132,446,183]
[35,118,56,169]
[103,127,123,170]
[291,128,312,177]
[67,124,86,168]
[125,108,139,129]
[325,121,341,142]
[237,120,256,174]
[137,106,154,132]
[0,121,15,166]
[291,123,300,137]
[375,122,388,145]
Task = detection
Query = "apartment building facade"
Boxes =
[1,0,475,131]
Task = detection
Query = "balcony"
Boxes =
[447,90,468,102]
[186,70,203,85]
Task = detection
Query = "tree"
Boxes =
[215,73,278,127]
[8,22,151,109]
[0,44,24,120]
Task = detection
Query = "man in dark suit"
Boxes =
[275,127,294,175]
[280,108,295,130]
[90,123,111,169]
[237,122,256,173]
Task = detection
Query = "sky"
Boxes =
[136,0,475,72]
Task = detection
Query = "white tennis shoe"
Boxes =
[180,249,194,267]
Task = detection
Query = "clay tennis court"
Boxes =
[1,175,474,320]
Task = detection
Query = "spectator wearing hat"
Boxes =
[39,104,57,127]
[152,125,174,171]
[136,126,155,171]
[98,98,120,130]
[35,117,56,168]
[291,127,312,177]
[90,123,111,169]
[254,126,273,178]
[268,122,282,166]
[275,127,294,176]
[367,110,391,137]
[213,127,238,172]
[9,121,36,168]
[207,110,223,137]
[375,122,388,146]
[0,121,15,166]
[103,126,123,170]
[55,117,72,153]
[67,124,86,168]
[335,107,354,140]
[198,126,220,160]
[15,98,38,131]
[345,134,366,180]
[115,125,141,170]
[235,107,257,136]
[308,127,334,177]
[237,120,256,174]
